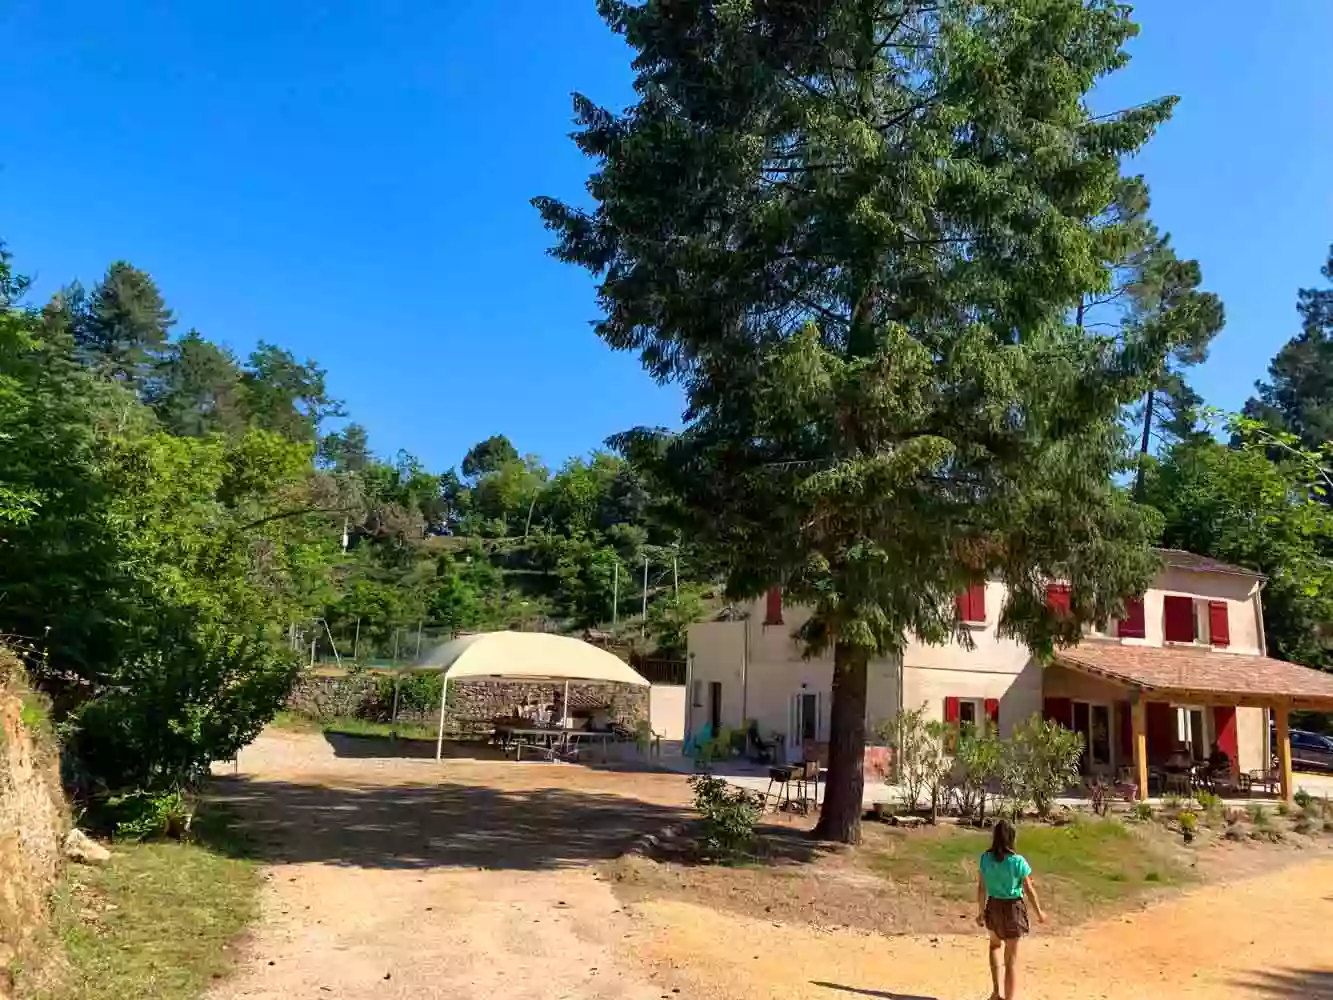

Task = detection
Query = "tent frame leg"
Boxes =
[435,676,450,761]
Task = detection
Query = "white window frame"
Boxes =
[1174,704,1209,759]
[956,697,986,729]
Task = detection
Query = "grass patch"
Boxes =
[30,803,258,1000]
[321,717,439,741]
[872,820,1186,915]
[268,711,438,742]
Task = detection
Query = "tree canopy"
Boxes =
[537,0,1188,841]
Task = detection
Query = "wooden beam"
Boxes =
[1275,700,1294,803]
[1132,697,1148,802]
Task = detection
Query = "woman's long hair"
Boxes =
[989,818,1016,861]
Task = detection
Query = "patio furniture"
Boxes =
[747,721,776,764]
[1249,768,1281,795]
[1163,771,1192,797]
[764,764,799,812]
[1211,770,1250,797]
[792,759,821,814]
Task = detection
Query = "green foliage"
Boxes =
[688,773,762,857]
[101,790,194,842]
[1248,804,1271,828]
[953,723,1003,824]
[539,0,1183,842]
[1147,423,1333,671]
[999,716,1085,820]
[1132,802,1154,822]
[1293,788,1314,812]
[1243,246,1333,452]
[645,584,706,655]
[1177,810,1198,836]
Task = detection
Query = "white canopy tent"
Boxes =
[421,631,650,760]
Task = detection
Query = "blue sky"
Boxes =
[2,1,1330,473]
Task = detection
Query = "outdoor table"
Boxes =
[497,727,619,761]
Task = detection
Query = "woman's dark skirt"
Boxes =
[984,896,1030,939]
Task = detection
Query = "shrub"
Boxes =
[1177,810,1198,842]
[885,705,933,811]
[953,723,1003,823]
[921,720,957,821]
[360,670,445,722]
[1277,801,1291,817]
[102,789,194,842]
[1086,777,1112,817]
[1293,788,1314,812]
[998,715,1083,820]
[1294,816,1316,836]
[1132,802,1154,822]
[1224,823,1247,842]
[1248,804,1270,827]
[688,773,761,856]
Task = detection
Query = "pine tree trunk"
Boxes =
[812,641,868,844]
[1133,388,1154,500]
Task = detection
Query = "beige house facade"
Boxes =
[686,550,1296,779]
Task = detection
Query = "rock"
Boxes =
[63,829,111,865]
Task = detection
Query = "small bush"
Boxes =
[997,714,1084,819]
[1248,804,1270,827]
[103,790,194,842]
[1224,823,1247,842]
[1293,788,1314,812]
[1294,817,1316,835]
[1177,810,1198,842]
[1277,801,1291,817]
[1132,802,1153,822]
[688,773,762,856]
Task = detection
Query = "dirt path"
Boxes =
[209,731,1333,1000]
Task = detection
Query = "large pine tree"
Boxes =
[538,0,1188,842]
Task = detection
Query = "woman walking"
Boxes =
[976,819,1046,1000]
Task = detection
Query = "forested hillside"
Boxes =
[0,244,711,798]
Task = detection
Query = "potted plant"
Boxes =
[1178,809,1198,844]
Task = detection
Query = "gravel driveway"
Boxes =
[208,729,1333,1000]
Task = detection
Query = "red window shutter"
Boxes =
[764,586,783,626]
[1047,584,1071,617]
[984,698,1000,729]
[1042,697,1072,727]
[1212,706,1238,771]
[1117,702,1133,758]
[1146,702,1174,763]
[944,697,961,725]
[1117,596,1146,639]
[956,582,986,623]
[1163,595,1196,643]
[1208,600,1230,647]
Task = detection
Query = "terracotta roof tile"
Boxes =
[1058,642,1333,706]
[1152,548,1264,580]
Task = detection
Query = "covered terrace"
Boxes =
[1051,643,1333,802]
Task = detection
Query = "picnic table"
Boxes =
[493,725,622,762]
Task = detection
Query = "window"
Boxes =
[1163,595,1197,643]
[1071,701,1112,771]
[956,582,986,624]
[958,700,978,727]
[1175,706,1207,759]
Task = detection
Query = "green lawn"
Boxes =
[871,819,1186,918]
[30,807,258,1000]
[269,710,438,742]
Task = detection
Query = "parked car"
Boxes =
[1270,727,1333,773]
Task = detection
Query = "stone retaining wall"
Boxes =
[287,670,648,727]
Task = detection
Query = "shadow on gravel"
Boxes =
[206,770,693,871]
[1234,969,1333,998]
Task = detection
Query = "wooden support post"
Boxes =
[1275,700,1294,803]
[1132,696,1148,802]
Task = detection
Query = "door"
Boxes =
[708,682,722,734]
[788,692,824,762]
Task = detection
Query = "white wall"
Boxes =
[648,684,686,741]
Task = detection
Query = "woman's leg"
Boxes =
[1003,937,1021,1000]
[987,931,1003,999]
